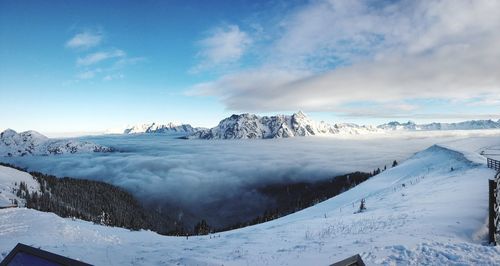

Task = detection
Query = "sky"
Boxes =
[1,0,499,134]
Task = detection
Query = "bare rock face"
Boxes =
[190,111,379,139]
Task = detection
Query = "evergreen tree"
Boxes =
[359,198,366,212]
[194,219,211,235]
[15,170,182,235]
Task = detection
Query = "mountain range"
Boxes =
[188,112,500,139]
[377,119,500,131]
[123,122,199,134]
[189,111,379,139]
[4,113,500,144]
[0,129,112,157]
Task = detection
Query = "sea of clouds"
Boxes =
[1,132,486,228]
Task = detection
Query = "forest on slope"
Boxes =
[2,162,386,235]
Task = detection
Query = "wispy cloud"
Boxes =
[65,30,103,49]
[193,25,251,72]
[189,0,500,119]
[103,73,124,81]
[76,49,126,66]
[75,68,102,80]
[65,27,144,81]
[73,54,143,81]
[113,56,146,68]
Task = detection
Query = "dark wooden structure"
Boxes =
[331,254,365,266]
[487,157,500,245]
[488,158,500,172]
[0,243,91,266]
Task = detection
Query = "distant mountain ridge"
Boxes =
[189,112,500,139]
[114,113,500,139]
[0,129,112,157]
[189,111,379,139]
[377,119,500,131]
[123,122,198,134]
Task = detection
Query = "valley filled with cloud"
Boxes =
[2,132,491,228]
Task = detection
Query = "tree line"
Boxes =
[210,161,399,233]
[5,163,186,235]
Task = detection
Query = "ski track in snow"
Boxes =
[1,136,500,265]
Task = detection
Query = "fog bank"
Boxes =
[2,132,491,228]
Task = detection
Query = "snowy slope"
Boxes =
[191,111,379,139]
[0,129,112,157]
[0,165,40,207]
[1,137,499,265]
[123,122,198,134]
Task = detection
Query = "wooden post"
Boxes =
[489,179,497,245]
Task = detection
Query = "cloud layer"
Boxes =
[0,133,476,227]
[190,0,500,117]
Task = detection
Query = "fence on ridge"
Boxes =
[487,158,500,245]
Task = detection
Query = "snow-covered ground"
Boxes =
[0,166,39,207]
[1,136,500,265]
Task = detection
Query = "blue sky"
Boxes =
[1,0,499,134]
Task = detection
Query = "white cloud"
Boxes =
[193,25,251,72]
[76,49,126,66]
[103,73,124,81]
[73,53,143,80]
[190,0,500,117]
[75,68,102,80]
[66,28,144,82]
[76,71,95,80]
[113,56,146,68]
[65,30,103,49]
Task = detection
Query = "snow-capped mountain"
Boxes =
[123,122,198,134]
[118,114,500,140]
[378,119,500,131]
[377,121,419,131]
[0,129,112,157]
[190,111,378,139]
